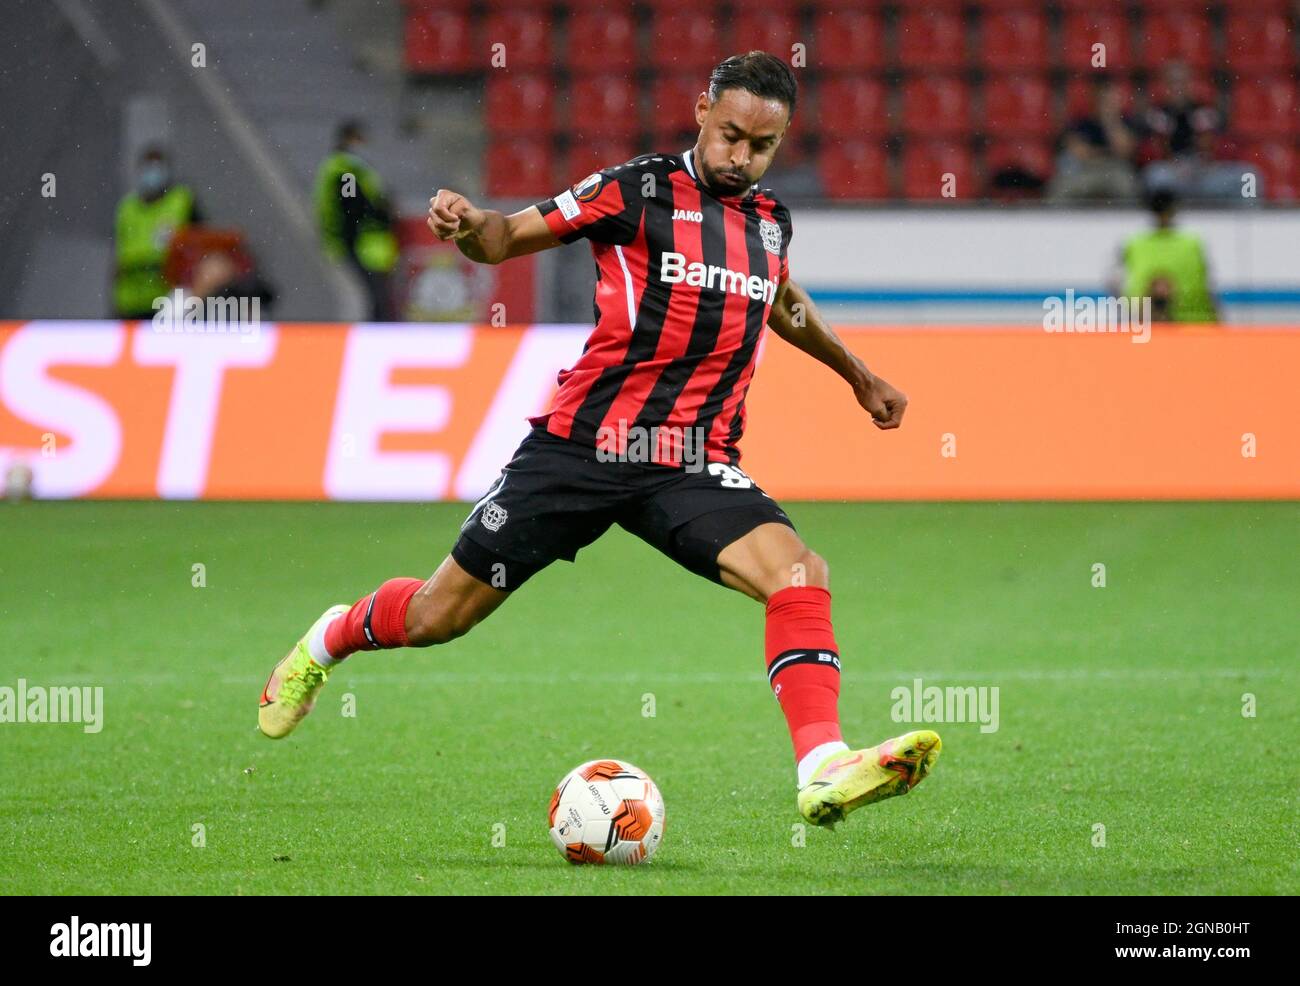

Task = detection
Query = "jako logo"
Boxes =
[671,208,702,222]
[50,916,151,966]
[659,252,777,303]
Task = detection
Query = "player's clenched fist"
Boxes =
[427,189,483,241]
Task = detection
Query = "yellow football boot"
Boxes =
[797,730,942,828]
[258,604,349,739]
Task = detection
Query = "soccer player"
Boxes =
[259,52,940,828]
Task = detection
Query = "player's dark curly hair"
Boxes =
[707,51,797,117]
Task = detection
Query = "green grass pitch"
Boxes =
[1,500,1296,895]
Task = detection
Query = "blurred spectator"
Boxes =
[1142,63,1252,202]
[314,120,398,320]
[1048,77,1141,203]
[113,147,202,318]
[1121,189,1217,323]
[164,227,275,318]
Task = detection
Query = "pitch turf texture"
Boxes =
[2,501,1296,895]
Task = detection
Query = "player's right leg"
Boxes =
[257,555,509,738]
[258,424,621,739]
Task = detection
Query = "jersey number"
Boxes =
[708,463,753,489]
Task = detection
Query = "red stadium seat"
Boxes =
[1243,141,1299,201]
[569,75,641,139]
[984,138,1055,179]
[734,13,799,62]
[1064,76,1136,120]
[981,76,1055,136]
[900,77,972,138]
[810,0,891,9]
[485,137,554,198]
[1231,79,1300,139]
[481,10,552,72]
[1224,14,1295,75]
[810,9,885,72]
[404,7,475,74]
[977,9,1050,72]
[1219,0,1290,10]
[896,11,966,72]
[566,8,638,75]
[816,76,890,135]
[560,139,639,189]
[1137,13,1214,71]
[650,10,726,72]
[1147,71,1215,108]
[1060,13,1131,73]
[1056,0,1125,8]
[817,140,891,199]
[485,73,556,135]
[900,140,974,199]
[647,74,707,146]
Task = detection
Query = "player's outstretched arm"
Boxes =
[767,278,908,430]
[427,189,562,265]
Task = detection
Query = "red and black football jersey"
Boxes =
[531,150,792,466]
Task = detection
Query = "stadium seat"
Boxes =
[647,74,707,146]
[1064,75,1136,120]
[816,76,890,135]
[817,140,892,199]
[900,140,974,199]
[1147,71,1216,108]
[481,10,552,72]
[566,8,638,75]
[1243,141,1299,201]
[1060,13,1131,73]
[984,138,1055,180]
[976,9,1050,72]
[810,0,891,9]
[485,137,554,198]
[896,11,967,71]
[1137,12,1214,71]
[810,9,885,71]
[561,139,639,189]
[734,13,799,62]
[403,7,475,74]
[1224,14,1296,75]
[569,75,642,139]
[1231,79,1300,139]
[1056,0,1125,8]
[485,73,555,135]
[650,10,727,72]
[900,77,972,138]
[981,76,1055,136]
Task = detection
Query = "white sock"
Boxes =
[307,616,339,667]
[797,740,850,788]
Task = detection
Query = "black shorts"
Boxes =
[451,426,795,591]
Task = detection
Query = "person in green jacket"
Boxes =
[113,147,201,318]
[315,120,399,320]
[1122,188,1217,323]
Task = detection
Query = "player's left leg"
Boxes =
[713,521,941,827]
[620,466,940,827]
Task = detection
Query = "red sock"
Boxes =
[765,585,843,763]
[324,577,424,660]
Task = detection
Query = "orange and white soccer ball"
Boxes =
[548,759,665,865]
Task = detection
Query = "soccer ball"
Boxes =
[548,759,665,865]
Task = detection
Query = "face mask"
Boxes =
[138,164,169,197]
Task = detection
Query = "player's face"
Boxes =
[693,88,789,196]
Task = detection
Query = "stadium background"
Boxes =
[3,0,1299,501]
[1,0,1297,901]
